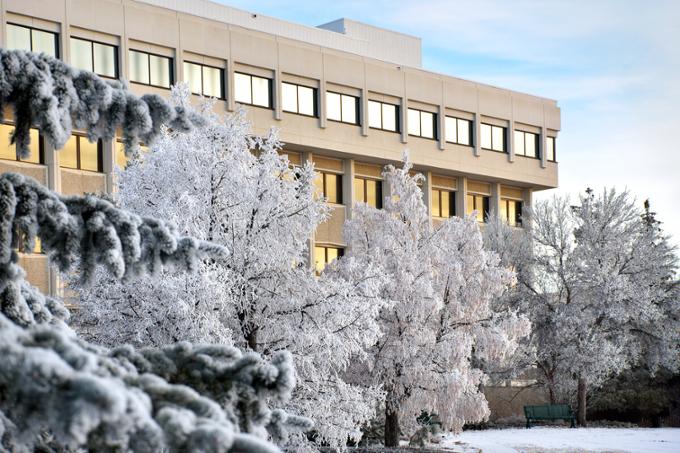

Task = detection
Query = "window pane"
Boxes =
[326,92,341,121]
[366,179,377,208]
[445,117,457,143]
[326,173,339,204]
[326,247,339,264]
[466,194,475,217]
[21,129,41,164]
[59,136,78,169]
[252,76,270,107]
[129,50,149,84]
[407,109,420,136]
[7,24,31,52]
[441,190,450,218]
[514,130,525,156]
[0,124,14,160]
[368,101,382,128]
[115,142,127,169]
[149,55,171,88]
[431,189,441,217]
[421,111,434,138]
[547,137,555,161]
[80,138,100,172]
[500,200,508,223]
[457,119,470,145]
[354,178,365,204]
[93,42,116,77]
[492,126,505,152]
[383,104,397,131]
[32,30,57,57]
[481,124,492,149]
[508,200,517,226]
[203,66,223,98]
[70,38,93,72]
[341,95,357,124]
[234,73,252,104]
[281,83,298,113]
[184,62,202,94]
[314,246,326,274]
[476,196,485,223]
[298,86,315,116]
[525,133,537,158]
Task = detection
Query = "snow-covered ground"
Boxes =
[439,427,680,453]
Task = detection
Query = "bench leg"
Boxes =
[570,417,576,428]
[526,419,531,429]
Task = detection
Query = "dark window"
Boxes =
[432,188,456,218]
[368,100,399,132]
[546,136,557,162]
[129,50,173,88]
[183,61,224,98]
[234,72,272,108]
[282,82,316,116]
[514,130,539,158]
[407,108,437,139]
[70,37,118,78]
[444,116,472,145]
[326,92,359,125]
[0,123,43,164]
[6,23,58,57]
[314,171,343,204]
[354,177,382,209]
[501,199,523,227]
[59,134,102,172]
[314,246,344,274]
[466,194,490,223]
[481,123,506,152]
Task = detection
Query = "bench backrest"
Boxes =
[524,404,572,418]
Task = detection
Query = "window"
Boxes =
[282,82,316,116]
[500,199,523,227]
[444,116,472,145]
[234,72,272,108]
[129,50,173,88]
[183,62,224,98]
[314,171,343,204]
[326,92,359,124]
[354,177,382,208]
[6,23,58,57]
[431,188,455,218]
[115,141,149,169]
[407,108,436,139]
[59,135,102,172]
[514,130,539,158]
[546,136,556,161]
[70,38,117,78]
[466,194,490,223]
[0,124,43,164]
[368,100,399,132]
[314,246,344,275]
[481,123,506,152]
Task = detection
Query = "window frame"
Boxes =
[183,60,225,99]
[0,123,45,164]
[444,116,472,146]
[481,123,507,153]
[234,72,273,109]
[367,100,400,133]
[431,188,456,218]
[407,107,437,140]
[315,170,343,205]
[314,245,345,274]
[513,130,540,159]
[6,22,59,58]
[128,49,174,89]
[281,82,317,117]
[326,91,360,125]
[500,198,523,227]
[59,134,103,173]
[353,176,383,209]
[466,193,490,223]
[70,36,119,79]
[546,136,557,162]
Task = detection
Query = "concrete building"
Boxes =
[0,0,560,291]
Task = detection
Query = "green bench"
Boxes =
[524,404,576,428]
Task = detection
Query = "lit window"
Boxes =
[115,141,149,169]
[408,108,436,139]
[546,136,556,161]
[234,72,272,108]
[481,123,506,152]
[282,82,316,116]
[129,50,173,88]
[70,38,117,78]
[59,135,102,172]
[326,92,359,124]
[0,124,42,164]
[183,61,224,98]
[354,177,382,208]
[432,188,455,218]
[6,23,58,57]
[500,199,523,227]
[444,116,472,146]
[514,130,539,158]
[314,246,344,274]
[314,171,343,204]
[466,194,490,223]
[368,100,399,132]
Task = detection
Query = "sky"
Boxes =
[218,0,680,242]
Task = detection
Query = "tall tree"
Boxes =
[336,156,529,446]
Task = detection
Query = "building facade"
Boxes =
[0,0,560,291]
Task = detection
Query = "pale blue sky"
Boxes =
[218,0,680,241]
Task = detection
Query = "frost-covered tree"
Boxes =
[336,156,530,446]
[484,190,680,426]
[0,172,311,452]
[73,90,385,448]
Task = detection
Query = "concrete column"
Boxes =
[360,87,369,137]
[319,80,327,129]
[343,158,355,220]
[101,138,115,194]
[508,119,515,163]
[540,125,548,168]
[44,141,60,193]
[522,188,533,228]
[61,2,72,64]
[490,182,502,220]
[437,105,445,150]
[0,1,7,48]
[400,97,408,144]
[473,112,481,157]
[274,68,282,121]
[455,176,468,218]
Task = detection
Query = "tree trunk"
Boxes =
[577,375,587,427]
[384,404,400,447]
[548,382,557,405]
[245,328,258,352]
